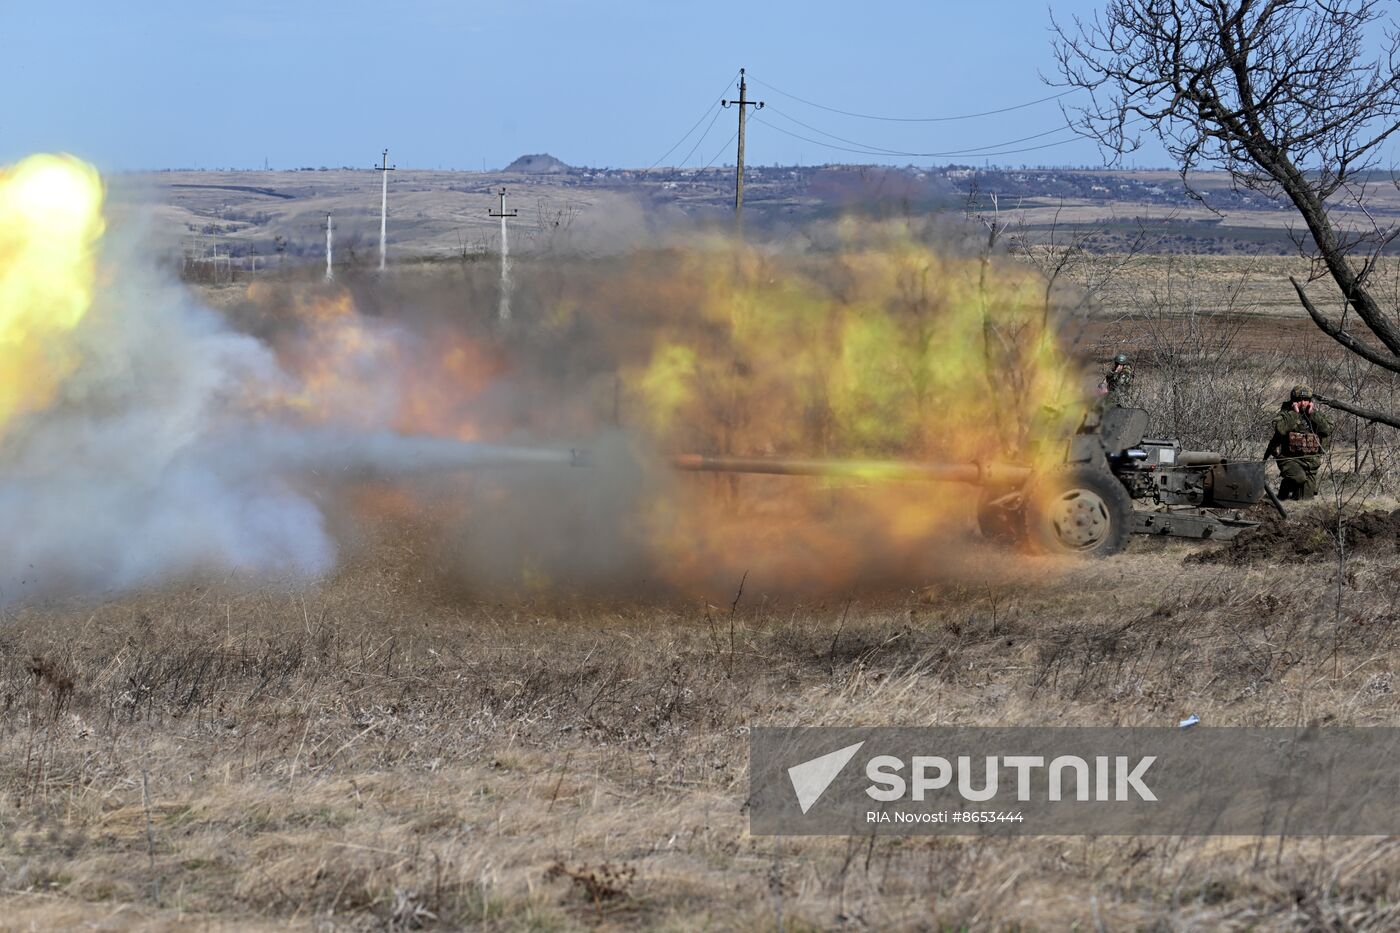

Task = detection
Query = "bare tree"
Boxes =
[1053,0,1400,427]
[534,198,582,254]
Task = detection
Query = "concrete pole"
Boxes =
[379,166,388,271]
[376,149,394,272]
[325,213,334,282]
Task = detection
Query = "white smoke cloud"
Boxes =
[0,218,593,606]
[0,229,338,603]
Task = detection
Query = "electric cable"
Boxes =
[645,70,741,171]
[751,115,1086,159]
[749,75,1076,123]
[677,107,725,170]
[763,104,1075,158]
[700,129,740,172]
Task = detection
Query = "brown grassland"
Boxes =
[3,253,1400,931]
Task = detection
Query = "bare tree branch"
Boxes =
[1054,0,1400,422]
[1317,392,1400,430]
[1291,275,1400,374]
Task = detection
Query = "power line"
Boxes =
[750,116,1086,159]
[646,70,741,171]
[763,105,1073,158]
[677,106,725,169]
[701,129,740,172]
[646,72,1089,173]
[749,75,1076,123]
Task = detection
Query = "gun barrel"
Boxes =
[670,454,1032,487]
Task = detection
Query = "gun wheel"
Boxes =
[1023,466,1132,557]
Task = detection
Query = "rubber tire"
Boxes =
[976,489,1025,546]
[1022,466,1133,557]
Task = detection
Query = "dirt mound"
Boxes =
[1191,509,1400,565]
[503,153,573,174]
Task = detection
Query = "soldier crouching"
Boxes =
[1268,384,1332,500]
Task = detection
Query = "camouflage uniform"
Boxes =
[1103,354,1135,407]
[1268,385,1332,500]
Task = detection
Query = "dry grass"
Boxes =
[2,495,1398,930]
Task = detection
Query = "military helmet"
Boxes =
[1291,384,1313,401]
[1113,352,1130,366]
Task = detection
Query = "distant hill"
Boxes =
[503,153,572,174]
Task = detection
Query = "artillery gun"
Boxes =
[671,406,1267,558]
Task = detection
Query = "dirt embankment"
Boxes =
[1191,508,1400,564]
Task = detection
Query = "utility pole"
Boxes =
[324,213,334,282]
[375,148,395,272]
[489,188,518,321]
[721,68,763,224]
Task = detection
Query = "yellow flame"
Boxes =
[614,227,1086,591]
[0,154,105,435]
[626,234,1078,463]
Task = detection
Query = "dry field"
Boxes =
[3,489,1399,930]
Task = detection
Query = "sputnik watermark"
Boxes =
[750,727,1400,836]
[863,753,1156,802]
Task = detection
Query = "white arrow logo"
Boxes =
[788,741,865,814]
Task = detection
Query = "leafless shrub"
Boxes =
[1119,259,1288,454]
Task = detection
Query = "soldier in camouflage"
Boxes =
[1103,353,1134,406]
[1267,384,1333,500]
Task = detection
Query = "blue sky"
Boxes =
[3,0,1169,172]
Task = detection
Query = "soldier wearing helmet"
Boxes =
[1102,352,1135,406]
[1267,384,1333,500]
